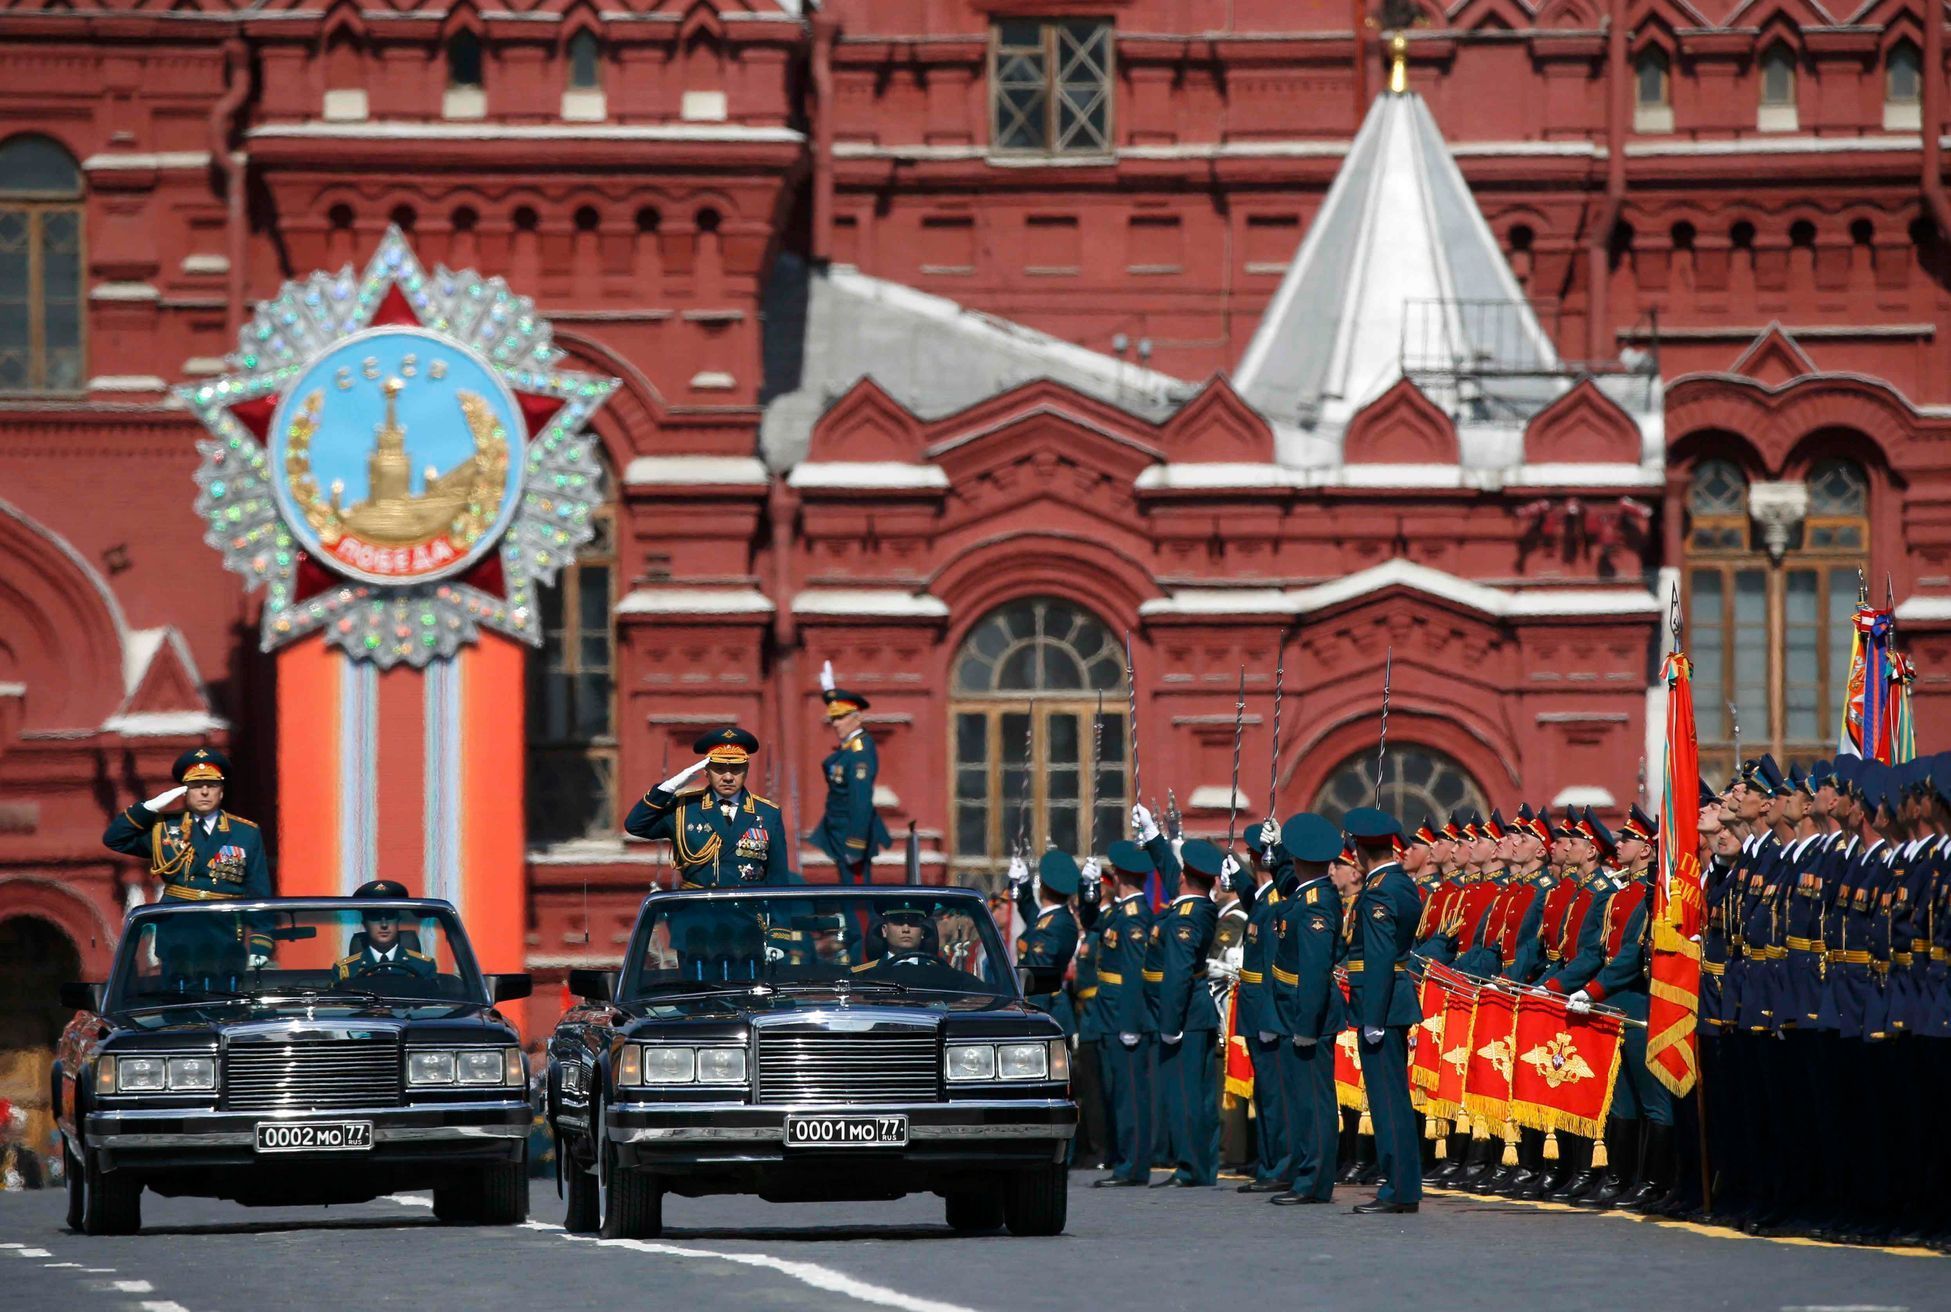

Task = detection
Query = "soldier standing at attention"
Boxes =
[1342,806,1423,1214]
[1093,839,1159,1188]
[1268,813,1349,1207]
[625,727,793,886]
[811,670,891,885]
[1148,838,1224,1188]
[1232,820,1292,1193]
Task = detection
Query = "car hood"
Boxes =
[625,991,1036,1023]
[109,1000,510,1036]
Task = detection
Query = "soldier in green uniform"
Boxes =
[1343,806,1423,1214]
[811,676,891,884]
[1093,839,1158,1187]
[333,879,438,982]
[1011,849,1087,1033]
[1268,813,1348,1207]
[102,747,274,967]
[1148,838,1223,1187]
[625,727,793,886]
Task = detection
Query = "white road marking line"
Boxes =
[111,1280,155,1293]
[0,1244,21,1250]
[140,1302,192,1312]
[390,1197,985,1312]
[13,1249,51,1258]
[83,1267,118,1273]
[44,1262,83,1268]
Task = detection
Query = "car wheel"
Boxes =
[599,1141,663,1240]
[474,1156,530,1226]
[81,1149,140,1237]
[564,1151,601,1233]
[1002,1164,1068,1237]
[63,1141,84,1233]
[943,1189,1005,1233]
[430,1182,479,1224]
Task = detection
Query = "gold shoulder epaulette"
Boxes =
[748,793,775,807]
[850,960,876,973]
[847,738,866,753]
[335,953,362,968]
[1178,901,1194,917]
[225,813,260,829]
[404,949,433,962]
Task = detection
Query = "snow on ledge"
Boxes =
[103,711,228,738]
[792,589,949,619]
[788,462,950,490]
[1141,561,1661,621]
[1139,588,1294,618]
[1895,597,1951,623]
[1186,785,1253,813]
[617,588,776,616]
[624,456,770,487]
[1551,786,1617,809]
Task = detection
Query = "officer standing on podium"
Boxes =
[811,664,891,885]
[625,727,792,886]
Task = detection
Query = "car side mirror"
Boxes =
[489,973,532,1003]
[60,982,105,1013]
[1016,965,1062,997]
[568,968,615,1003]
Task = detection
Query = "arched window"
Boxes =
[1684,454,1867,778]
[0,135,83,393]
[526,461,616,847]
[568,30,601,91]
[445,31,486,119]
[1633,48,1672,132]
[1311,746,1487,830]
[1759,43,1798,130]
[1886,39,1922,129]
[950,598,1128,881]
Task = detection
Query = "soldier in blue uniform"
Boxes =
[1092,839,1158,1187]
[334,879,438,981]
[1232,818,1293,1192]
[1011,849,1089,1033]
[624,727,793,886]
[102,746,274,966]
[1148,838,1223,1187]
[1343,806,1423,1214]
[811,681,891,884]
[1268,813,1348,1207]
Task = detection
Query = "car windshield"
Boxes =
[619,890,1016,1005]
[109,902,485,1010]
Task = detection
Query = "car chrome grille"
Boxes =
[223,1039,403,1112]
[756,1031,939,1105]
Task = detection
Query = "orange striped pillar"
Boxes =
[275,632,528,1031]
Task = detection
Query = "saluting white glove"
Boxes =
[1566,989,1593,1016]
[819,659,836,693]
[142,785,188,813]
[659,757,709,794]
[1362,1027,1385,1043]
[1007,856,1030,887]
[1132,803,1160,844]
[1258,817,1280,852]
[1118,1032,1140,1049]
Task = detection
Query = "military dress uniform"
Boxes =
[1234,854,1294,1189]
[1015,850,1085,1034]
[1269,812,1348,1206]
[1094,840,1158,1186]
[1344,807,1424,1212]
[1147,838,1223,1187]
[625,728,793,887]
[102,747,274,965]
[811,687,891,885]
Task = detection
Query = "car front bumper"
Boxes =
[86,1100,531,1170]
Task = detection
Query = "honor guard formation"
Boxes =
[88,669,1951,1247]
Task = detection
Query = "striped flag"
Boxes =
[1647,651,1705,1096]
[1839,604,1900,762]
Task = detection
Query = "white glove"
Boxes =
[1220,854,1242,883]
[142,785,188,812]
[1206,958,1238,982]
[248,953,270,969]
[1362,1027,1385,1043]
[659,757,709,793]
[1222,945,1244,972]
[1258,817,1280,851]
[1257,1031,1277,1043]
[820,659,836,693]
[1292,1036,1318,1048]
[1080,857,1102,887]
[1119,1032,1140,1049]
[1566,990,1593,1015]
[1163,1032,1183,1045]
[1132,803,1160,844]
[1007,856,1030,887]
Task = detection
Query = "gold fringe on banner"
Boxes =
[1543,1128,1560,1161]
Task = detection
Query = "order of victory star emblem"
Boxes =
[180,226,617,669]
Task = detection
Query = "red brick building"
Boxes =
[1,0,1948,1052]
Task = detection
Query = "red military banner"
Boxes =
[1508,989,1624,1139]
[1461,981,1517,1131]
[1649,648,1706,1096]
[1332,974,1364,1112]
[1433,967,1477,1121]
[1222,985,1253,1105]
[1410,968,1450,1101]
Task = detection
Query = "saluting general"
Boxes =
[625,727,793,886]
[812,668,891,884]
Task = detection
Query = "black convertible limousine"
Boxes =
[55,897,533,1234]
[547,886,1077,1238]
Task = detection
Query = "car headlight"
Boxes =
[695,1048,746,1085]
[997,1042,1049,1081]
[944,1043,997,1081]
[616,1044,747,1087]
[167,1056,218,1091]
[99,1054,219,1094]
[408,1050,456,1086]
[456,1050,505,1086]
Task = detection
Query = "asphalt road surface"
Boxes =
[0,1177,1941,1312]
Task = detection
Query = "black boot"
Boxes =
[1620,1123,1675,1213]
[1577,1119,1640,1209]
[1453,1133,1493,1187]
[1544,1133,1595,1201]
